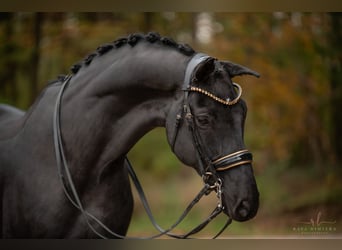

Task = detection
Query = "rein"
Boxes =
[53,53,252,239]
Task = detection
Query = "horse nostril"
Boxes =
[236,200,250,219]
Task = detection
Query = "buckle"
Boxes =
[202,172,224,209]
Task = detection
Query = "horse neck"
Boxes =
[60,44,189,178]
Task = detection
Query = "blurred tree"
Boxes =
[0,13,18,104]
[142,12,153,33]
[329,13,342,164]
[29,12,43,104]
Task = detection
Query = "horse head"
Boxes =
[166,54,260,222]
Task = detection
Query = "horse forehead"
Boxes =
[214,81,235,97]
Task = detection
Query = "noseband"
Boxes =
[212,149,253,171]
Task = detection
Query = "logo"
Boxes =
[292,211,337,235]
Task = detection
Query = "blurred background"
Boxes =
[0,12,341,237]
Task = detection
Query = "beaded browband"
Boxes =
[189,83,242,106]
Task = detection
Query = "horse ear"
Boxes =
[193,57,216,82]
[221,61,260,78]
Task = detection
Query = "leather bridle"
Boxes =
[52,53,253,239]
[171,53,253,183]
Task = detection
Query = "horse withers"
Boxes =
[0,33,259,238]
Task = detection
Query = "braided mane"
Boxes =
[70,32,196,74]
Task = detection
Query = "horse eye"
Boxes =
[196,116,211,127]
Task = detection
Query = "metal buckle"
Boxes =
[215,178,223,209]
[202,172,216,189]
[202,172,224,209]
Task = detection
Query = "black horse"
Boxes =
[0,32,259,238]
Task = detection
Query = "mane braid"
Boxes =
[160,37,178,49]
[97,44,114,55]
[69,32,195,75]
[113,38,127,48]
[145,32,160,43]
[84,53,97,66]
[127,33,145,46]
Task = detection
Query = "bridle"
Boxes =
[52,53,253,239]
[171,53,253,182]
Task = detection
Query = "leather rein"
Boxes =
[53,53,252,239]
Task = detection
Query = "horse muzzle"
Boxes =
[211,149,259,222]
